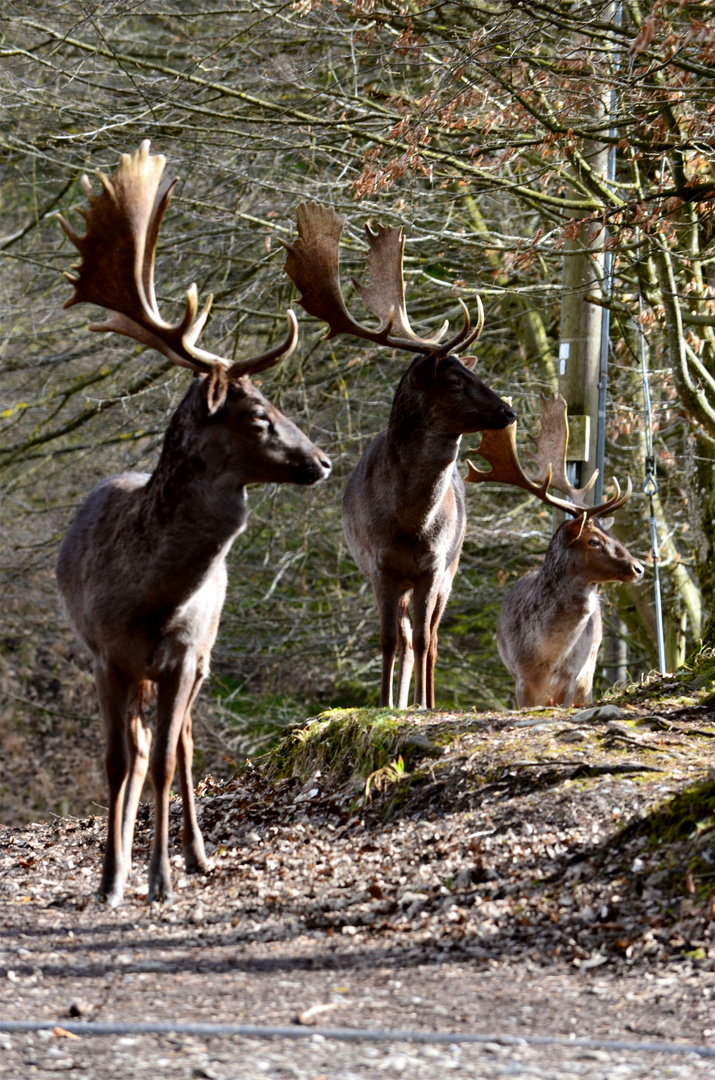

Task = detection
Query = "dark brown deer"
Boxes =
[466,394,644,708]
[282,203,515,708]
[56,143,331,906]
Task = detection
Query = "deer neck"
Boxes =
[139,412,249,583]
[533,539,599,631]
[384,420,461,523]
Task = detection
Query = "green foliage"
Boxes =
[364,754,405,802]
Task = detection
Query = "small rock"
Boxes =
[398,891,429,908]
[483,1042,510,1055]
[405,733,437,752]
[578,951,608,971]
[557,728,591,743]
[294,787,319,804]
[570,704,624,724]
[297,1002,335,1025]
[606,721,638,737]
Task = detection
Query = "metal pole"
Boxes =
[638,278,667,674]
[594,3,622,506]
[594,247,612,508]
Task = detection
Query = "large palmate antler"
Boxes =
[524,393,597,505]
[465,393,632,520]
[59,140,297,379]
[281,201,483,357]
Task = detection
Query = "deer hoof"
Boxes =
[183,838,208,874]
[147,884,174,905]
[147,867,174,904]
[98,884,124,908]
[185,856,209,875]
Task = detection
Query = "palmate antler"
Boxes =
[465,393,632,521]
[59,140,297,378]
[523,393,598,504]
[281,201,483,357]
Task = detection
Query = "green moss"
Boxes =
[618,777,715,846]
[260,707,442,789]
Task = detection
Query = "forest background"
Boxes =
[1,0,714,822]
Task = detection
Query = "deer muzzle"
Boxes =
[292,451,332,486]
[623,559,645,584]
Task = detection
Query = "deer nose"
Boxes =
[503,404,517,424]
[632,560,645,580]
[317,453,332,475]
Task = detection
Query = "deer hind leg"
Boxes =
[374,577,404,708]
[120,681,153,880]
[424,582,454,710]
[395,594,414,709]
[94,660,131,907]
[515,675,550,709]
[148,661,199,903]
[552,681,577,707]
[411,580,442,710]
[175,664,208,874]
[548,663,578,707]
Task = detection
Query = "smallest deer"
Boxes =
[466,395,644,707]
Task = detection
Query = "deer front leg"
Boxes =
[573,619,599,706]
[120,687,153,879]
[375,577,403,708]
[411,581,441,709]
[176,669,208,874]
[515,679,536,709]
[395,594,414,709]
[94,660,131,907]
[424,581,453,709]
[148,663,198,903]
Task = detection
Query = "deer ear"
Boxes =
[564,513,587,544]
[203,363,229,416]
[411,353,438,389]
[461,355,477,371]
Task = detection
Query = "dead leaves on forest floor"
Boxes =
[2,689,715,982]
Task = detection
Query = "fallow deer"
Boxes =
[56,143,331,906]
[466,394,644,708]
[282,203,515,708]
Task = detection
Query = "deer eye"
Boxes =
[251,410,270,428]
[588,538,601,548]
[446,374,462,388]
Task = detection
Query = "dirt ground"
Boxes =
[2,687,715,1078]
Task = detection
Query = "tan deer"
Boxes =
[282,203,516,708]
[56,143,331,906]
[466,394,643,708]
